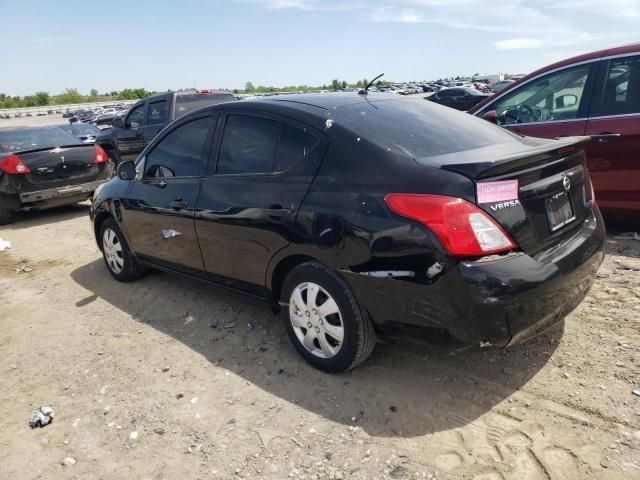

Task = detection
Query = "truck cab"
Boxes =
[97,90,236,167]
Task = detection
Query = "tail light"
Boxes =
[94,145,108,164]
[384,194,517,256]
[0,154,31,174]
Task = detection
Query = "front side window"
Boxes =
[217,115,280,175]
[147,100,168,125]
[591,55,640,117]
[127,104,146,127]
[143,117,210,178]
[493,64,591,125]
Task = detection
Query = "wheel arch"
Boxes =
[93,210,113,250]
[269,254,318,303]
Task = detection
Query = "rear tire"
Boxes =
[0,207,14,226]
[99,217,147,282]
[281,262,376,373]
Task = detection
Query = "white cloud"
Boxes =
[495,38,545,50]
[367,7,424,23]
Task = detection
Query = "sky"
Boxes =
[0,0,639,96]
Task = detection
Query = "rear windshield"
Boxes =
[60,124,100,136]
[0,127,83,153]
[334,99,520,158]
[174,93,235,117]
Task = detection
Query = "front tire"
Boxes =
[99,217,147,282]
[281,262,376,373]
[0,207,14,226]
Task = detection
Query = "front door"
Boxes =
[584,54,640,217]
[490,62,598,140]
[142,98,169,146]
[116,102,147,163]
[121,114,214,274]
[195,113,325,294]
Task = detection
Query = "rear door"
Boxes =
[584,54,640,216]
[195,112,325,294]
[116,102,147,162]
[121,113,215,274]
[488,61,599,139]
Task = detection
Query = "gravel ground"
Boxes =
[0,108,639,480]
[0,204,639,480]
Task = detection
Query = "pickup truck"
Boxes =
[96,90,236,169]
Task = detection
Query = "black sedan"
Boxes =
[91,93,604,372]
[426,87,490,111]
[0,127,111,225]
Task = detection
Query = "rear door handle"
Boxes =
[263,208,291,218]
[591,133,621,142]
[169,198,188,209]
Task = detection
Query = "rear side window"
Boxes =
[144,117,210,178]
[147,100,168,125]
[591,55,640,117]
[175,93,235,117]
[217,115,280,174]
[276,125,319,172]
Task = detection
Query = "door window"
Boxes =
[493,63,591,125]
[275,125,319,172]
[147,100,168,125]
[591,55,640,117]
[217,115,280,174]
[126,104,146,127]
[143,117,210,178]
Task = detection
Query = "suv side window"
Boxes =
[147,100,168,125]
[276,125,320,172]
[591,55,640,117]
[217,115,280,175]
[493,63,591,125]
[143,117,210,178]
[126,104,146,127]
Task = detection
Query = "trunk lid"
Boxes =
[418,136,595,257]
[14,145,103,192]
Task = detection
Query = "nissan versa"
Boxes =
[90,93,605,372]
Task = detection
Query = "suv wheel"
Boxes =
[281,262,376,372]
[100,217,147,282]
[0,207,14,226]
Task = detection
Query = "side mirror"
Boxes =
[116,160,136,181]
[130,121,140,129]
[483,110,498,124]
[556,94,577,109]
[111,117,123,128]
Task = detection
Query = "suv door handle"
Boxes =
[169,198,188,209]
[591,133,620,142]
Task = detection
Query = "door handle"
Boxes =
[263,207,291,218]
[591,133,620,142]
[169,198,188,209]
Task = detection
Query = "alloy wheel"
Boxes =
[289,282,344,358]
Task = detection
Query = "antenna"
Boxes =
[359,73,384,95]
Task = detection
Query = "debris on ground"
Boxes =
[633,388,640,397]
[223,321,236,329]
[210,319,219,329]
[29,406,55,428]
[0,238,11,251]
[61,457,76,466]
[15,265,33,274]
[614,232,640,241]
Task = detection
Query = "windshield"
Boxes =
[60,124,100,136]
[0,127,83,153]
[335,98,521,158]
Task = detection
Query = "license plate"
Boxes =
[546,191,575,232]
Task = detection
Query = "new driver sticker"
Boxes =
[477,179,519,204]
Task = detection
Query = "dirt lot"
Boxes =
[1,204,639,480]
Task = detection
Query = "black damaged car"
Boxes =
[90,93,605,372]
[0,127,111,225]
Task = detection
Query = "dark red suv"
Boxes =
[469,43,640,220]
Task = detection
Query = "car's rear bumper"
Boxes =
[342,207,605,347]
[18,179,107,204]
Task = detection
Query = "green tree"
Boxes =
[244,81,255,92]
[90,88,98,97]
[58,88,84,104]
[34,91,49,106]
[330,79,341,90]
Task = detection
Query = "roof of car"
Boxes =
[252,92,401,110]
